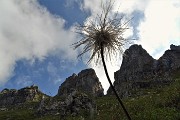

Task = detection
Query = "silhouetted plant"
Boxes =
[73,1,132,120]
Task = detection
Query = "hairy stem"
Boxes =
[100,43,132,120]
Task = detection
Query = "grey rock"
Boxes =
[107,44,180,98]
[170,44,180,51]
[57,68,104,97]
[37,90,96,119]
[158,46,180,71]
[0,85,46,107]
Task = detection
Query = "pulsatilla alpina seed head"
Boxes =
[73,1,132,64]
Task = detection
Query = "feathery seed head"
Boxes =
[73,1,132,64]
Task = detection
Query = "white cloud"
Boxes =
[0,0,78,85]
[82,0,148,16]
[90,60,122,94]
[82,0,102,15]
[113,0,148,14]
[137,0,180,59]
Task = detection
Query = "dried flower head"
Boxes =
[73,1,132,64]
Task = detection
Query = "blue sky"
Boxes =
[0,0,179,96]
[38,0,88,28]
[0,0,89,96]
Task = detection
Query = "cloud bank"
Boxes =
[0,0,78,85]
[137,0,180,58]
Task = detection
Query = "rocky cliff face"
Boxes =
[107,44,180,98]
[158,44,180,72]
[35,68,103,118]
[37,89,96,119]
[0,85,46,106]
[57,68,104,97]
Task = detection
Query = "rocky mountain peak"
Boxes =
[0,85,46,106]
[107,44,180,98]
[158,44,180,71]
[121,44,155,72]
[170,44,180,51]
[57,68,104,97]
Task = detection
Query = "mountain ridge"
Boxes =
[107,44,180,98]
[0,44,179,119]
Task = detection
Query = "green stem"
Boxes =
[100,43,132,120]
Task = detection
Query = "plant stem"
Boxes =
[100,43,132,120]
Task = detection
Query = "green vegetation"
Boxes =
[95,78,180,120]
[67,71,180,120]
[0,73,179,120]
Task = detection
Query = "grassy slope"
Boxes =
[96,79,180,120]
[95,70,180,120]
[0,72,179,120]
